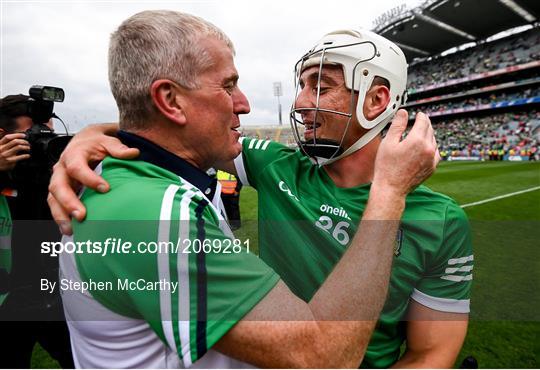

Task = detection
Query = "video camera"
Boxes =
[24,85,72,164]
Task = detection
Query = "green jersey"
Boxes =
[235,138,473,368]
[62,132,279,368]
[0,195,12,306]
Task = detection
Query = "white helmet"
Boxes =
[290,29,408,166]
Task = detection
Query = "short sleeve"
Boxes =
[234,137,294,189]
[73,186,280,367]
[411,203,473,313]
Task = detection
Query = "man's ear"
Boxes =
[362,85,391,121]
[0,128,6,138]
[150,79,187,125]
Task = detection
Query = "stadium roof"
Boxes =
[372,0,539,61]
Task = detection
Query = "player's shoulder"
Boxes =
[240,137,297,155]
[410,185,459,206]
[100,157,179,185]
[82,157,196,221]
[406,185,466,221]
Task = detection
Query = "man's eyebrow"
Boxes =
[223,74,239,84]
[302,70,338,85]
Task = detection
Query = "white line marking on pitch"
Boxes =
[461,186,540,208]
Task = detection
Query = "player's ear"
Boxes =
[150,79,188,125]
[363,84,390,121]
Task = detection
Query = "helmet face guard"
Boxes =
[289,30,408,166]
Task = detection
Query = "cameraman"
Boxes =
[0,94,73,368]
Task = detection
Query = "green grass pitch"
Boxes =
[32,161,540,368]
[423,161,540,368]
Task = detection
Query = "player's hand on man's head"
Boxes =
[373,110,439,197]
[0,133,31,171]
[47,123,136,235]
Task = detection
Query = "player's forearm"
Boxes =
[87,122,120,136]
[310,186,404,317]
[308,186,405,364]
[218,190,409,367]
[364,185,406,220]
[66,123,120,152]
[215,282,350,368]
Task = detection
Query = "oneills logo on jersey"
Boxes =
[278,181,300,202]
[320,204,352,220]
[394,228,403,256]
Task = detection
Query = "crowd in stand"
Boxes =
[411,85,540,116]
[434,111,540,160]
[403,27,540,160]
[242,110,540,160]
[407,27,540,90]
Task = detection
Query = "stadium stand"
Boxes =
[407,27,540,90]
[376,0,540,161]
[403,24,540,161]
[434,110,539,160]
[240,126,300,148]
[410,86,540,116]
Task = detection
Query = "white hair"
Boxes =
[108,10,235,130]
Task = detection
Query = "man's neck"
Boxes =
[322,137,381,188]
[131,124,207,170]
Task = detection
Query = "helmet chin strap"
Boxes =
[300,138,344,165]
[314,117,391,166]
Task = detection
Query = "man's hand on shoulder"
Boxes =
[47,123,136,235]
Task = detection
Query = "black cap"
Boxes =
[0,94,30,118]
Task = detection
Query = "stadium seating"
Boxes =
[434,110,539,160]
[408,27,540,90]
[411,86,540,116]
[406,26,540,161]
[240,126,299,147]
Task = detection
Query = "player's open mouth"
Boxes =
[304,122,321,138]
